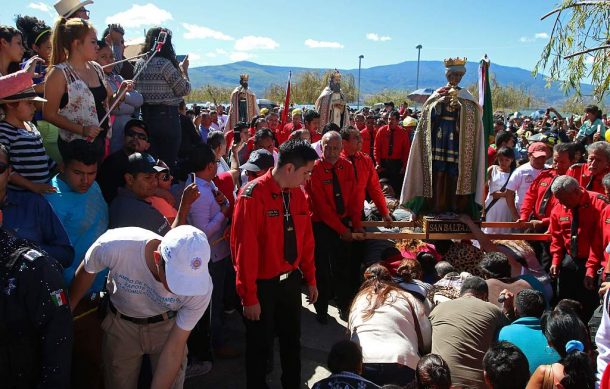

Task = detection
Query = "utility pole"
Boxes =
[415,44,423,89]
[358,54,364,109]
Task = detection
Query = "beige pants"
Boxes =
[101,310,187,389]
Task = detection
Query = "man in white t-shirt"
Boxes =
[505,142,550,220]
[69,225,213,388]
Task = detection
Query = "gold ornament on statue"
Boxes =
[240,74,249,82]
[443,57,467,67]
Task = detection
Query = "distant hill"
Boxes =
[189,60,593,106]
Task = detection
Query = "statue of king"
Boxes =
[400,57,486,217]
[225,74,259,134]
[315,70,350,129]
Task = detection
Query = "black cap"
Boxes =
[234,121,249,131]
[241,149,274,172]
[126,152,165,174]
[124,118,149,137]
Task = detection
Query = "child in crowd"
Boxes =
[0,70,56,193]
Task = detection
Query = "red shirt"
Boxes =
[588,204,610,278]
[224,131,235,154]
[341,151,389,217]
[309,130,322,144]
[230,170,316,306]
[276,122,303,145]
[304,158,361,234]
[374,125,410,169]
[213,172,236,214]
[567,163,610,195]
[549,190,607,276]
[360,126,377,162]
[519,169,558,225]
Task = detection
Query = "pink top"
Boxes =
[147,196,177,224]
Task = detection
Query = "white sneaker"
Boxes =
[185,361,213,378]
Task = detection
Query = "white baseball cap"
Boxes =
[159,225,212,296]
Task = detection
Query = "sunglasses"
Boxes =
[77,8,90,16]
[126,130,148,141]
[0,162,8,174]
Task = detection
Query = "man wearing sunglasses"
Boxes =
[98,119,151,203]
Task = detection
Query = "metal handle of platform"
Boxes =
[360,221,539,228]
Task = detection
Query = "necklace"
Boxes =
[282,190,292,226]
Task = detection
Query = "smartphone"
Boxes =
[190,172,196,184]
[176,55,187,62]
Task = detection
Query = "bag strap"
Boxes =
[484,168,514,215]
[404,295,425,355]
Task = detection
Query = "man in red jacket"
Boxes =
[374,110,411,194]
[231,140,319,388]
[567,141,610,194]
[305,131,364,323]
[360,115,377,164]
[548,175,608,320]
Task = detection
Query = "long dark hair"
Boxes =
[0,25,23,74]
[351,263,402,321]
[542,310,595,389]
[15,15,51,55]
[140,27,179,70]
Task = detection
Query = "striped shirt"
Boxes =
[0,121,56,188]
[134,57,191,106]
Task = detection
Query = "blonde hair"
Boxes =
[49,18,95,66]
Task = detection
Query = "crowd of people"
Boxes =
[3,1,610,389]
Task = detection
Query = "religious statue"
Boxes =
[315,70,350,129]
[400,57,486,218]
[225,74,259,134]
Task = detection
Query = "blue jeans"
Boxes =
[141,104,181,171]
[362,362,416,387]
[209,257,231,349]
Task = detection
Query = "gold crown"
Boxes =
[240,74,249,82]
[444,57,467,67]
[330,69,341,81]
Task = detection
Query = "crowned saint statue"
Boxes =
[225,74,259,134]
[400,57,486,218]
[315,70,350,129]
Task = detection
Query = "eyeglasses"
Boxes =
[126,130,148,141]
[159,173,171,182]
[77,8,90,16]
[0,162,8,174]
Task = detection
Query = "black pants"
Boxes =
[558,256,600,321]
[244,271,302,389]
[313,222,356,315]
[379,159,403,196]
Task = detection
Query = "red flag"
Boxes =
[281,72,291,127]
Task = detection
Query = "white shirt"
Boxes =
[84,227,211,331]
[311,140,323,158]
[506,162,543,211]
[349,290,431,369]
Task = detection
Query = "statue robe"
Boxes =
[400,88,486,215]
[225,86,258,134]
[315,86,350,129]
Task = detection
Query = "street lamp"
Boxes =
[415,44,423,89]
[358,54,364,109]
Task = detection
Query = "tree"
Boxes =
[467,76,541,111]
[186,84,233,104]
[560,95,607,114]
[364,90,414,107]
[263,70,357,105]
[535,1,610,99]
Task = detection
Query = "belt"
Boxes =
[279,270,293,282]
[109,301,176,325]
[440,116,456,121]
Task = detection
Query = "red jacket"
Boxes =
[549,190,607,277]
[587,203,610,278]
[230,170,316,306]
[360,126,377,162]
[567,163,610,195]
[341,151,389,217]
[304,158,361,234]
[519,169,558,225]
[374,125,410,169]
[276,122,303,146]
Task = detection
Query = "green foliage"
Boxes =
[560,95,607,115]
[534,1,610,99]
[467,76,541,111]
[186,84,233,104]
[364,89,415,106]
[263,70,357,104]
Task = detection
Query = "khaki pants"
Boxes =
[101,310,187,389]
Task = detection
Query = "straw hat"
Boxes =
[0,71,46,104]
[54,0,93,18]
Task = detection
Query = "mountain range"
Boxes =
[188,60,592,106]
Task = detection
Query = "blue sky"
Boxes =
[1,0,558,71]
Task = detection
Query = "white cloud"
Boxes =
[215,48,228,55]
[125,36,145,46]
[230,51,254,61]
[28,2,52,12]
[234,36,279,51]
[105,4,173,29]
[366,33,391,42]
[585,55,595,64]
[182,23,233,41]
[188,53,201,61]
[206,52,217,58]
[519,32,549,43]
[304,39,344,49]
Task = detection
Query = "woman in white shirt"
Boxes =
[349,263,431,387]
